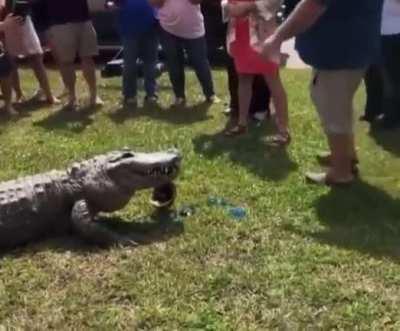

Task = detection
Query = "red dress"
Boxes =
[229,0,278,75]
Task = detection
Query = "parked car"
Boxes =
[88,0,227,68]
[88,0,120,50]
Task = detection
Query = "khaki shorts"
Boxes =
[310,69,365,134]
[48,21,99,63]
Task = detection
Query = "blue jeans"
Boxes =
[160,28,215,99]
[122,26,158,99]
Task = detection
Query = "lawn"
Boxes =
[0,68,400,330]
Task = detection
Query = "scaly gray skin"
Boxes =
[0,149,181,249]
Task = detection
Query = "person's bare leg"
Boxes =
[264,71,289,138]
[238,74,254,127]
[326,133,354,182]
[30,54,59,104]
[81,56,103,107]
[10,59,24,103]
[58,61,77,108]
[1,76,17,115]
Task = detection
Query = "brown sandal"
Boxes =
[267,132,291,147]
[316,152,359,176]
[224,125,248,137]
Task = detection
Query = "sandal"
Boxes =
[267,132,291,147]
[224,124,248,137]
[60,102,79,112]
[305,171,354,187]
[316,152,359,176]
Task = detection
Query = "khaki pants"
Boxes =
[310,69,365,135]
[48,21,99,64]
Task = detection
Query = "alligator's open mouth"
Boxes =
[147,164,178,178]
[150,182,177,208]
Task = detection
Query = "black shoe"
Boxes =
[144,95,158,105]
[378,116,400,130]
[360,114,380,123]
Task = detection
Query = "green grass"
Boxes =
[0,69,400,330]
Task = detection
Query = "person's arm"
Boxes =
[262,0,329,58]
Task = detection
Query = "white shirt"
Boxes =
[381,0,400,35]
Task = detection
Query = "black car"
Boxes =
[89,0,120,50]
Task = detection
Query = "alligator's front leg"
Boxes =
[71,200,139,247]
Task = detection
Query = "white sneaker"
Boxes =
[206,95,221,104]
[223,108,232,115]
[172,97,186,107]
[90,96,104,108]
[145,95,158,105]
[253,111,268,122]
[123,97,137,109]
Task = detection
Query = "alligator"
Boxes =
[0,149,181,249]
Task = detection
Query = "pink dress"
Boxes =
[229,0,278,75]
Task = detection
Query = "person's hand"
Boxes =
[261,34,282,63]
[3,14,24,28]
[228,2,254,17]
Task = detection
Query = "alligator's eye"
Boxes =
[110,152,135,163]
[121,152,134,159]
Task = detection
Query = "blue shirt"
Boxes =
[119,0,157,38]
[295,0,384,70]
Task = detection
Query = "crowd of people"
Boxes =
[0,0,398,187]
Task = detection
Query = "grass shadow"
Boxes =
[0,109,31,125]
[33,106,98,134]
[369,125,400,157]
[101,80,172,93]
[108,101,212,126]
[285,180,400,261]
[192,122,298,181]
[0,208,184,258]
[14,98,53,114]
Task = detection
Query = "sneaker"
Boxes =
[206,95,221,104]
[172,97,186,107]
[144,95,158,105]
[252,111,268,122]
[90,96,104,108]
[123,97,138,109]
[223,108,232,115]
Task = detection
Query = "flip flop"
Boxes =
[316,152,359,176]
[224,125,248,137]
[305,171,354,187]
